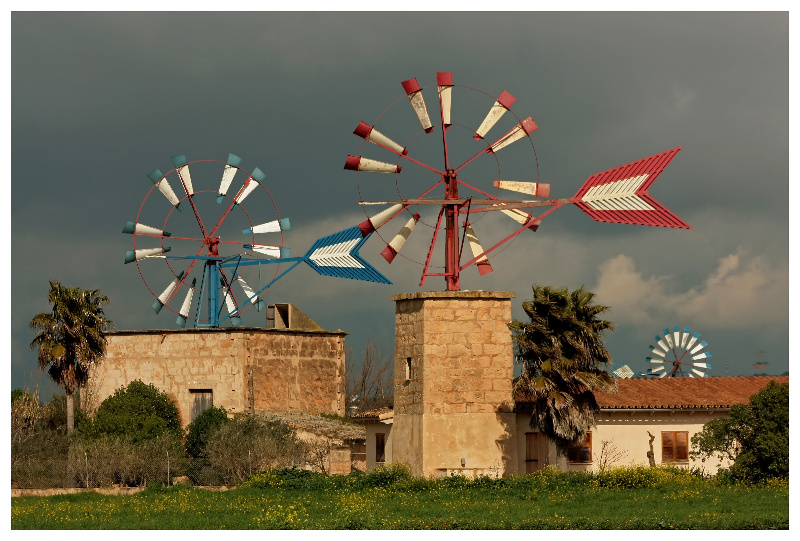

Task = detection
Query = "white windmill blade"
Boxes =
[401,78,433,133]
[147,169,182,210]
[243,218,291,235]
[646,356,665,365]
[218,153,242,203]
[244,244,290,258]
[353,122,407,155]
[176,278,196,328]
[488,117,538,153]
[235,168,265,205]
[493,180,551,198]
[122,221,171,237]
[344,155,402,174]
[172,155,194,196]
[474,90,516,140]
[648,345,666,359]
[663,329,676,349]
[358,203,405,236]
[691,368,709,378]
[437,72,453,127]
[152,271,184,314]
[690,340,708,355]
[464,224,493,276]
[680,327,691,348]
[685,332,701,351]
[653,337,670,356]
[672,326,681,348]
[236,276,266,311]
[381,213,420,264]
[223,289,242,326]
[692,351,712,361]
[125,246,171,264]
[692,362,712,369]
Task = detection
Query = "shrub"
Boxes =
[185,406,229,458]
[90,380,182,443]
[692,381,788,482]
[203,416,305,485]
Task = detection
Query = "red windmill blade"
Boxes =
[572,148,691,229]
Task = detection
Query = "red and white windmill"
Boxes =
[345,72,690,291]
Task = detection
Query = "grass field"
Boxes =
[11,466,789,529]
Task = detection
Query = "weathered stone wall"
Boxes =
[391,291,516,477]
[90,328,346,427]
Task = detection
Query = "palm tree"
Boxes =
[509,284,617,456]
[29,281,113,433]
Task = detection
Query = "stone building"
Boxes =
[354,290,788,477]
[88,304,347,428]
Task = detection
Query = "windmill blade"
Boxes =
[243,218,291,235]
[401,78,433,133]
[221,288,242,327]
[690,340,708,355]
[572,148,691,229]
[122,221,171,237]
[493,204,540,231]
[357,203,405,236]
[690,368,708,378]
[464,224,493,275]
[353,122,408,155]
[176,278,197,328]
[236,276,266,311]
[303,225,391,284]
[172,155,194,196]
[244,244,290,258]
[437,72,453,127]
[381,213,420,264]
[125,246,171,264]
[493,180,551,198]
[653,336,670,355]
[234,168,265,205]
[488,117,538,153]
[474,90,516,141]
[692,351,712,361]
[685,332,701,351]
[217,153,242,203]
[147,169,182,211]
[672,326,682,348]
[648,345,666,359]
[151,271,185,314]
[679,327,691,348]
[692,362,712,370]
[344,155,402,174]
[663,328,675,349]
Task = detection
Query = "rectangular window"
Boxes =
[190,389,213,422]
[375,433,386,463]
[661,431,689,462]
[405,357,411,382]
[567,432,592,464]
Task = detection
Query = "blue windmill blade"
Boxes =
[302,225,392,284]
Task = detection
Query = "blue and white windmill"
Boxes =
[124,153,390,328]
[646,326,712,377]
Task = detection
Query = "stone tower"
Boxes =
[391,291,518,477]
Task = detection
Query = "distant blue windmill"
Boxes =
[646,326,712,377]
[124,154,390,327]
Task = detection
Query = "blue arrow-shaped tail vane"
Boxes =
[303,226,391,284]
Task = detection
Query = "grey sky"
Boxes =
[10,12,789,397]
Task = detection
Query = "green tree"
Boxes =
[90,380,182,443]
[29,281,113,433]
[185,406,230,458]
[509,285,617,453]
[692,380,788,482]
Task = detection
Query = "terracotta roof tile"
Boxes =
[593,376,788,410]
[349,407,393,421]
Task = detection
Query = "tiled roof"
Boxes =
[257,411,366,442]
[349,407,393,421]
[593,376,787,410]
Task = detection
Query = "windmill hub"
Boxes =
[204,235,221,256]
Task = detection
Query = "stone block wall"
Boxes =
[90,327,346,427]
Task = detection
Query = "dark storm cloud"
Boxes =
[10,12,789,395]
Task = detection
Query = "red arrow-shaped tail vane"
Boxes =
[572,148,691,229]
